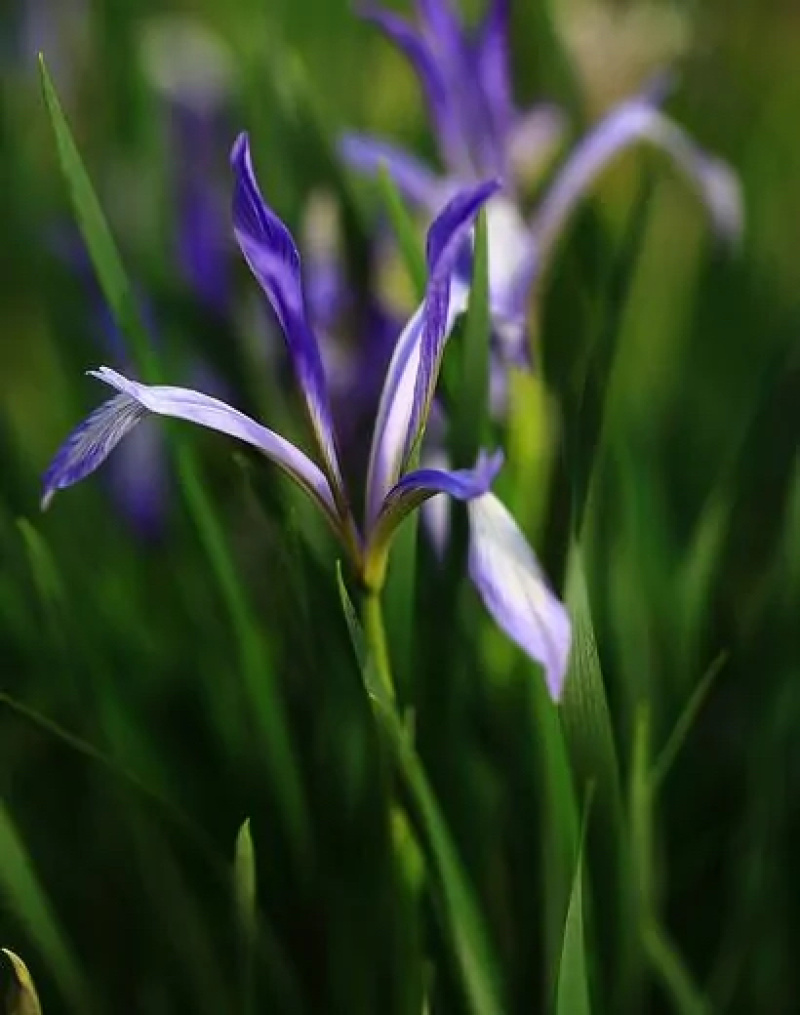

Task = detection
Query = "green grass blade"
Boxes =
[651,653,727,794]
[39,56,159,381]
[2,949,43,1015]
[556,819,592,1015]
[0,803,90,1012]
[452,209,490,469]
[233,819,257,1015]
[376,164,427,302]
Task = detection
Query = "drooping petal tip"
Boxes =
[468,492,572,700]
[42,389,147,510]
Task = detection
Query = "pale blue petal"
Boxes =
[339,133,446,209]
[531,92,744,261]
[44,367,339,522]
[231,133,345,497]
[468,492,571,700]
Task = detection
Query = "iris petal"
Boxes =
[43,366,339,522]
[468,492,571,701]
[531,90,743,261]
[338,134,446,210]
[230,133,345,497]
[364,180,499,526]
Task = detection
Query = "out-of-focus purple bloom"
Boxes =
[342,0,743,368]
[43,133,571,698]
[140,16,237,314]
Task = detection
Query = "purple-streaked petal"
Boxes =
[364,180,500,526]
[230,133,345,496]
[368,448,504,558]
[531,92,744,261]
[43,366,339,523]
[339,134,446,210]
[360,6,470,173]
[404,179,502,458]
[42,393,148,509]
[468,492,571,701]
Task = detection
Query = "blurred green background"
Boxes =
[1,0,799,1012]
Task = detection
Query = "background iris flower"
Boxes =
[42,133,572,700]
[341,0,743,368]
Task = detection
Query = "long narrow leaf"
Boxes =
[0,803,89,1012]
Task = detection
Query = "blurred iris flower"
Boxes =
[42,134,571,700]
[341,0,743,367]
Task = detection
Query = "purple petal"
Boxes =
[42,393,148,509]
[476,0,515,157]
[360,5,469,173]
[339,134,446,210]
[230,133,345,495]
[531,91,744,261]
[369,448,504,555]
[364,180,500,526]
[43,367,339,522]
[405,179,502,459]
[468,492,571,701]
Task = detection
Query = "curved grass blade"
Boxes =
[556,801,593,1015]
[377,164,427,302]
[631,708,709,1015]
[0,804,89,1012]
[2,950,42,1015]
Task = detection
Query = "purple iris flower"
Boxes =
[41,133,572,698]
[341,0,743,366]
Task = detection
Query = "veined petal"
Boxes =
[531,91,744,261]
[367,449,503,573]
[364,180,500,527]
[42,392,148,508]
[468,492,571,700]
[230,133,345,496]
[404,179,502,461]
[360,5,470,173]
[43,366,339,522]
[339,133,446,210]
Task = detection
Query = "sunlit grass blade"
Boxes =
[452,209,490,470]
[39,58,310,862]
[2,949,43,1015]
[0,803,89,1012]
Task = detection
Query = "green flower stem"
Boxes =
[362,588,396,704]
